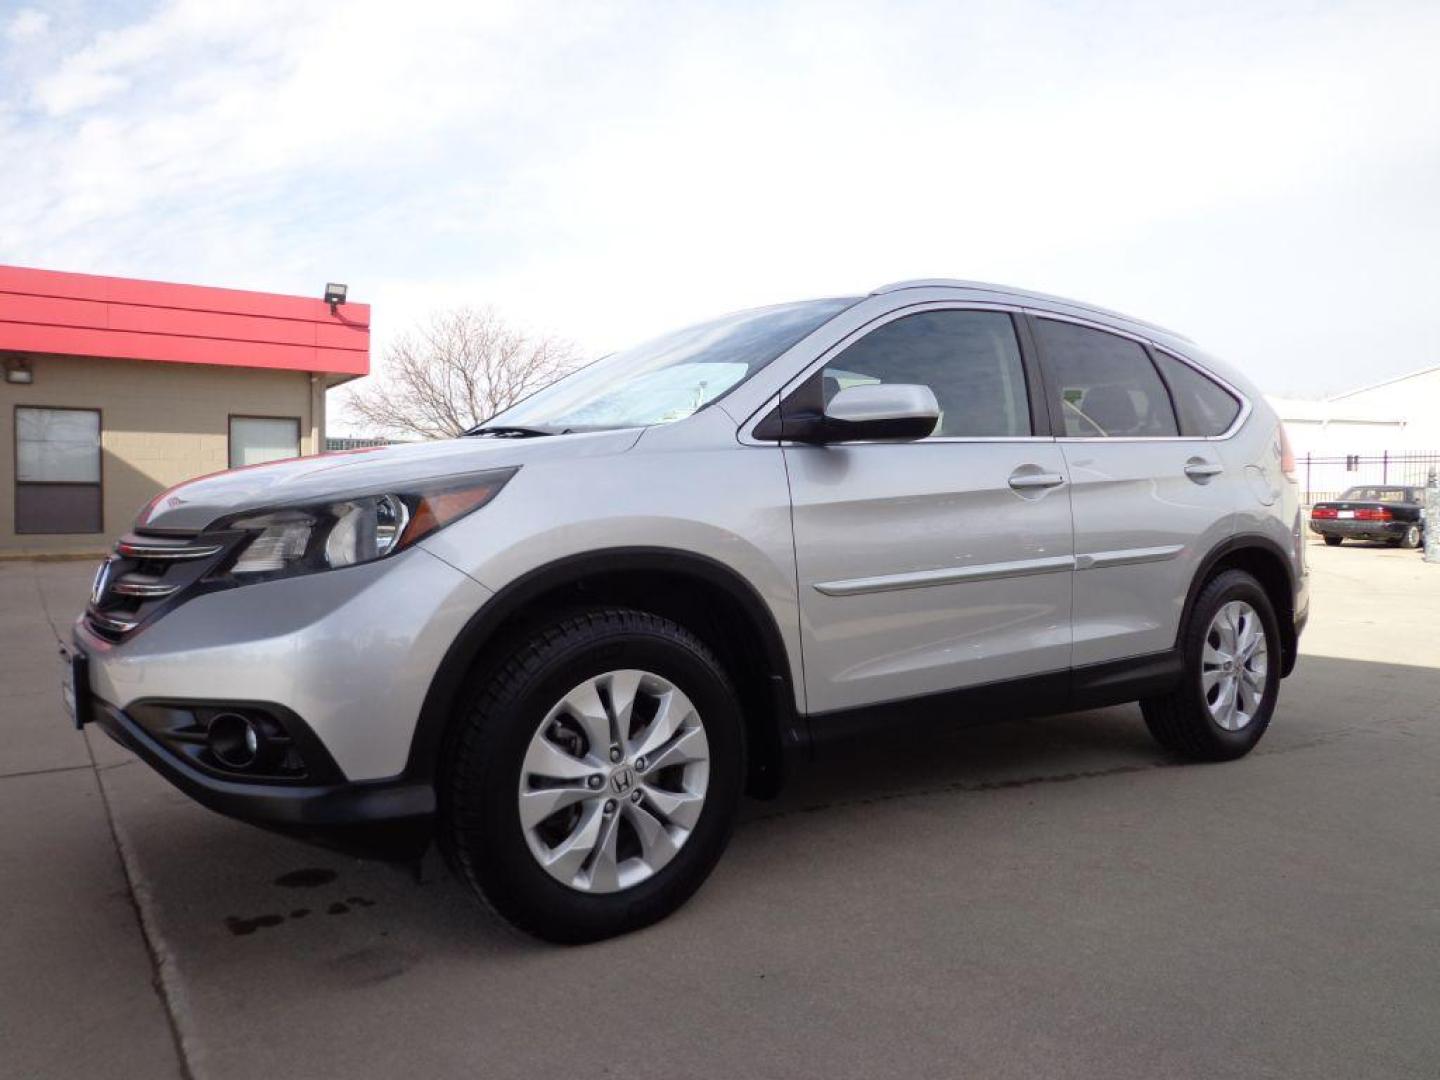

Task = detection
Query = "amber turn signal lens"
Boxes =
[399,482,504,548]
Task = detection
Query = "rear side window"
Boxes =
[1153,350,1241,437]
[1033,319,1178,437]
[823,309,1031,437]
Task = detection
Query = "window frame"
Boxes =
[13,404,104,535]
[757,301,1055,444]
[227,413,302,469]
[1025,312,1250,442]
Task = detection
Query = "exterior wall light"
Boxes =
[4,357,34,384]
[324,283,348,313]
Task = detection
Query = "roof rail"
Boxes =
[869,278,1192,343]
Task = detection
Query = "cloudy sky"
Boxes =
[2,0,1437,428]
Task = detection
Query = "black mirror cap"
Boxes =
[752,406,937,444]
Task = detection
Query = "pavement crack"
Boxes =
[0,763,95,782]
[85,734,204,1080]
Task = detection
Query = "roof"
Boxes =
[0,264,369,380]
[1328,362,1440,402]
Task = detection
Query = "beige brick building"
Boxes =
[0,266,369,557]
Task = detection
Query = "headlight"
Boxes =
[218,469,514,581]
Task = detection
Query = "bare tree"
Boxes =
[346,307,580,439]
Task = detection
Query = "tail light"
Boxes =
[1311,507,1338,519]
[1355,508,1392,521]
[1279,424,1297,481]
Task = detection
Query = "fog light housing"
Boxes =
[208,712,263,770]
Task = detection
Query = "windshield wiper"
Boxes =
[463,425,557,438]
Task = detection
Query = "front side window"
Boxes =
[1153,350,1240,437]
[15,406,102,534]
[1034,319,1178,438]
[230,416,300,468]
[483,298,855,433]
[821,309,1032,437]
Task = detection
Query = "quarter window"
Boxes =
[15,406,102,534]
[1153,350,1241,437]
[1034,319,1178,438]
[229,416,300,468]
[822,310,1031,437]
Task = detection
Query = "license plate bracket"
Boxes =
[59,645,92,730]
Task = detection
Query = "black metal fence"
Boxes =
[1300,452,1440,505]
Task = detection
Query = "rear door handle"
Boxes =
[1008,471,1066,490]
[1184,459,1224,481]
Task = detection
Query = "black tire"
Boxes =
[1141,569,1281,762]
[1398,525,1421,549]
[438,608,744,943]
[1323,535,1342,547]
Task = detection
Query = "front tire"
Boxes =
[1142,569,1281,761]
[439,608,744,943]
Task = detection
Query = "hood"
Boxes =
[136,429,644,533]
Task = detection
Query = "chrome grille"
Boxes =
[85,531,238,641]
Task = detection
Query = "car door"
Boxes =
[1029,315,1239,668]
[780,305,1075,716]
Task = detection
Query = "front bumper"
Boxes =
[87,694,435,859]
[74,545,492,782]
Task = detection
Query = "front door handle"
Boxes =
[1184,459,1224,481]
[1008,470,1066,490]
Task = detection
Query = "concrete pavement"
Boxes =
[3,539,1438,1079]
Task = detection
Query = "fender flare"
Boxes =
[403,546,802,783]
[1178,533,1300,676]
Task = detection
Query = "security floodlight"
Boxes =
[4,357,33,384]
[324,283,348,313]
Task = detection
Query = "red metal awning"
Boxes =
[0,264,369,379]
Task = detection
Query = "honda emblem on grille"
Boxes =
[90,557,115,606]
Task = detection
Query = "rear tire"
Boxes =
[1323,535,1342,547]
[1398,525,1421,549]
[439,608,744,943]
[1141,569,1281,762]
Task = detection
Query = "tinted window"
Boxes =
[1035,319,1178,438]
[1153,350,1240,436]
[823,310,1031,437]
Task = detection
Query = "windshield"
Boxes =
[479,298,855,433]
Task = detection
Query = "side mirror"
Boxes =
[814,383,939,443]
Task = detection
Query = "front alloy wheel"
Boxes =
[519,670,710,893]
[440,608,743,943]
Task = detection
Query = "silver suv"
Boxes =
[67,280,1308,942]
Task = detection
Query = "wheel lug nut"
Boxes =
[635,756,647,771]
[603,799,617,815]
[609,746,622,763]
[630,790,642,803]
[587,775,603,789]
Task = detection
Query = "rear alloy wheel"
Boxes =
[1142,569,1280,761]
[1397,525,1422,549]
[1323,535,1343,547]
[440,609,743,943]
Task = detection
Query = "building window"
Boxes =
[15,406,103,534]
[229,416,301,468]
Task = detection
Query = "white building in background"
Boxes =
[1265,364,1440,502]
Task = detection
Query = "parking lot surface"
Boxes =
[3,538,1438,1079]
